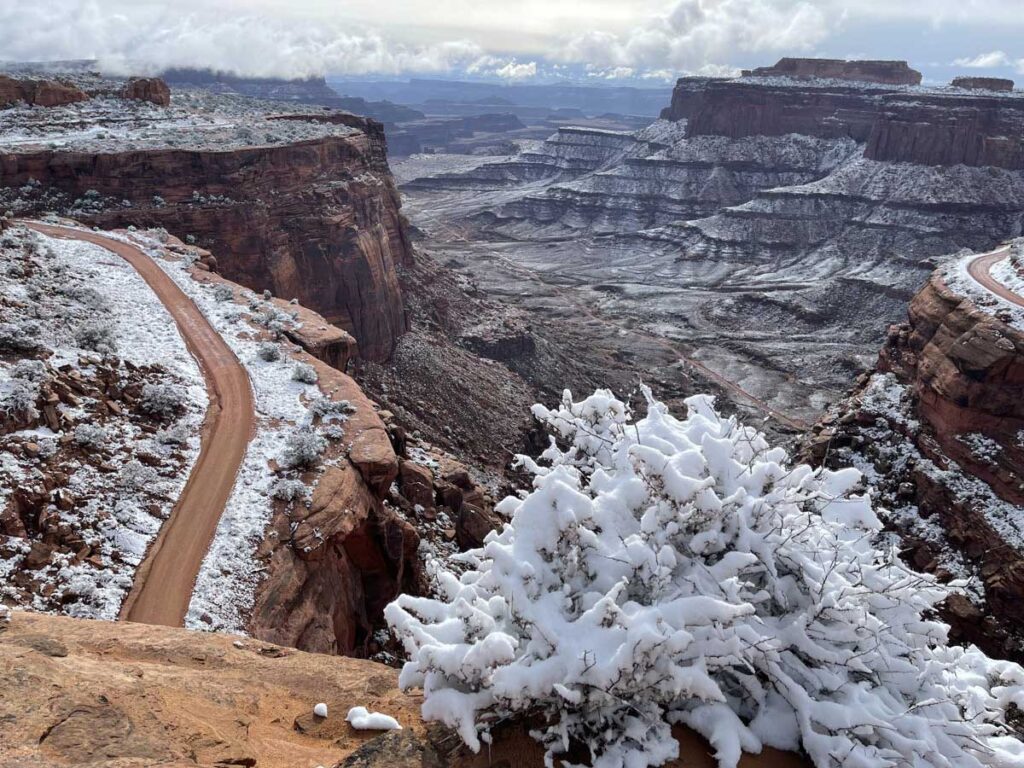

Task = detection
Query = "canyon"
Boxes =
[2,56,1024,766]
[0,74,412,362]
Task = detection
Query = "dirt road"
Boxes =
[27,222,255,627]
[968,245,1024,308]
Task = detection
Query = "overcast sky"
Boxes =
[2,0,1024,85]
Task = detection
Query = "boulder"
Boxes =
[398,460,435,515]
[455,504,503,550]
[121,77,171,106]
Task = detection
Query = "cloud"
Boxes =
[952,51,1013,69]
[494,60,538,80]
[0,0,485,79]
[560,0,832,73]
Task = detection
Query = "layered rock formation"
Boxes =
[803,254,1024,659]
[398,59,1024,424]
[744,57,922,85]
[120,76,171,106]
[0,93,413,361]
[952,76,1015,92]
[0,74,87,107]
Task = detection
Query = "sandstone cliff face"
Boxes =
[803,269,1024,659]
[952,76,1015,92]
[0,114,412,362]
[865,93,1024,169]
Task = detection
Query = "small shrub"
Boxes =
[0,320,42,353]
[291,362,318,384]
[281,427,327,469]
[310,396,356,421]
[0,380,38,421]
[212,284,234,302]
[74,423,106,447]
[140,382,187,420]
[155,423,190,445]
[9,359,48,384]
[119,459,158,490]
[322,423,345,440]
[257,342,281,362]
[75,320,117,355]
[272,478,310,502]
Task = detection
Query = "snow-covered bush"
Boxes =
[73,423,106,448]
[9,359,48,384]
[291,362,318,384]
[140,382,187,420]
[280,427,327,469]
[386,389,1024,768]
[0,320,42,352]
[272,477,311,503]
[119,459,158,490]
[75,320,117,355]
[155,423,190,446]
[257,341,281,362]
[212,284,234,302]
[0,380,38,421]
[310,396,355,421]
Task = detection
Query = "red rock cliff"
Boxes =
[745,57,922,85]
[0,118,412,361]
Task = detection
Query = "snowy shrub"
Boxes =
[155,423,190,446]
[9,359,48,384]
[75,320,117,355]
[280,427,327,469]
[73,423,106,448]
[140,382,187,420]
[291,362,318,384]
[0,320,42,352]
[212,284,234,302]
[386,389,1024,768]
[310,396,355,421]
[0,380,38,421]
[257,341,281,362]
[321,423,345,440]
[272,477,310,503]
[119,460,158,490]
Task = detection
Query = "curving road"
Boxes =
[27,222,255,627]
[967,245,1024,309]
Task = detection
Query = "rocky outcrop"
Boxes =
[865,92,1024,169]
[120,76,171,106]
[803,264,1024,660]
[952,76,1014,92]
[0,74,88,108]
[0,610,808,768]
[744,57,922,85]
[1,122,413,361]
[247,344,417,656]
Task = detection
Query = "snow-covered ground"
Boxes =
[0,226,206,618]
[943,242,1024,330]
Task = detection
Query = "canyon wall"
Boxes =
[804,264,1024,659]
[0,115,412,361]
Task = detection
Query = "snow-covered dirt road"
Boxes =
[968,245,1024,309]
[26,222,255,628]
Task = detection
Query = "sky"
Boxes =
[2,0,1024,86]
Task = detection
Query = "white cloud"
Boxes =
[494,60,538,80]
[953,51,1013,68]
[0,0,485,79]
[559,0,832,74]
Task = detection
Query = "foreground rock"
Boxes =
[0,611,807,767]
[0,74,88,108]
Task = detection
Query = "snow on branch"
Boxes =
[386,388,1024,768]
